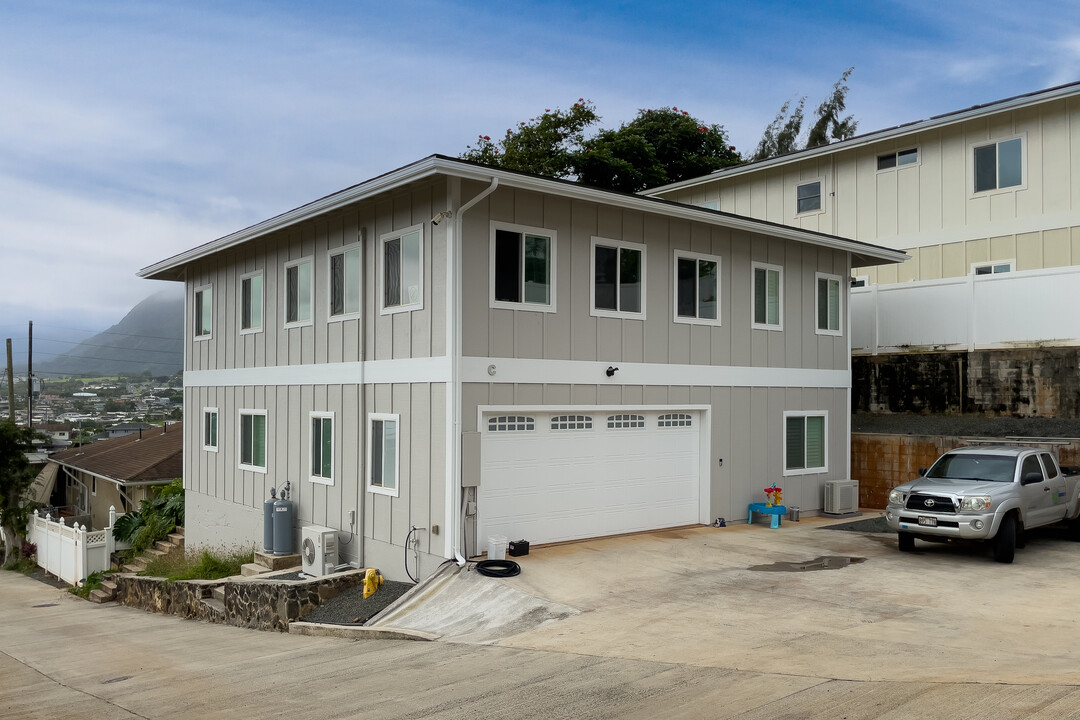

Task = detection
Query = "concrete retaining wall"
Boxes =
[853,348,1080,417]
[853,433,1080,509]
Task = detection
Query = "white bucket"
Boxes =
[487,535,508,560]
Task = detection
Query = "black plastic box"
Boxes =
[508,539,530,557]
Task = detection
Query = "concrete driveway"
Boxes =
[373,513,1080,686]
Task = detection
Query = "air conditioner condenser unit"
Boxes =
[301,525,339,576]
[824,479,859,515]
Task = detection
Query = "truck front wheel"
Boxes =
[898,533,915,552]
[993,515,1016,564]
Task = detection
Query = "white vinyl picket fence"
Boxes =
[29,507,116,586]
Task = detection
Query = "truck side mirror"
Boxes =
[918,467,927,476]
[1021,471,1043,485]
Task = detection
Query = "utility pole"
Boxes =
[27,320,33,429]
[5,338,13,421]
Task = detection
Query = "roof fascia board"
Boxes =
[649,83,1080,195]
[140,156,906,278]
[138,157,445,279]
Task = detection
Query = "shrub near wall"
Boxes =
[852,433,1080,509]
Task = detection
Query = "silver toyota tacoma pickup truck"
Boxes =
[885,446,1080,563]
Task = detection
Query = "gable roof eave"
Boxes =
[139,155,907,279]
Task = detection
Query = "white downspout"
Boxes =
[448,177,499,565]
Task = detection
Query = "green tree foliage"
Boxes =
[461,101,741,192]
[0,420,38,565]
[461,100,601,179]
[753,68,858,161]
[577,107,741,193]
[113,478,184,553]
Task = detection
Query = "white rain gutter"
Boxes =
[448,176,499,565]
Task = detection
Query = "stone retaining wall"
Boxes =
[114,570,368,632]
[853,433,1080,509]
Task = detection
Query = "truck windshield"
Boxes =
[926,454,1015,482]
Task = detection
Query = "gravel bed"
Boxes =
[821,516,892,534]
[299,580,414,625]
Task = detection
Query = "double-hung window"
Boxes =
[203,408,218,451]
[329,244,362,319]
[592,237,645,318]
[674,250,721,325]
[194,285,212,339]
[752,262,783,330]
[796,179,823,214]
[368,414,399,496]
[973,137,1023,194]
[877,148,919,171]
[382,225,423,313]
[490,222,555,311]
[240,272,263,333]
[815,273,842,335]
[284,258,313,326]
[309,412,334,485]
[785,411,827,475]
[239,410,267,472]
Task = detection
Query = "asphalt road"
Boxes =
[5,537,1080,720]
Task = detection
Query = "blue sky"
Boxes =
[2,0,1080,368]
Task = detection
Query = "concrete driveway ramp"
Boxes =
[367,563,578,644]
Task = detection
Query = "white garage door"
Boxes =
[479,410,703,546]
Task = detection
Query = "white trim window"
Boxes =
[784,411,827,475]
[752,262,783,330]
[490,221,556,312]
[815,272,842,336]
[674,250,721,325]
[367,413,399,496]
[591,237,646,319]
[239,410,267,473]
[202,407,219,452]
[972,260,1014,276]
[973,136,1024,194]
[877,147,919,171]
[550,415,592,430]
[329,243,362,320]
[240,271,263,334]
[608,413,645,429]
[658,413,693,428]
[381,225,424,313]
[795,178,824,215]
[284,257,313,327]
[193,284,213,340]
[309,411,334,485]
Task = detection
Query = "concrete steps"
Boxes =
[100,527,188,602]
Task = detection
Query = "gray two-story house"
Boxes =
[140,155,904,581]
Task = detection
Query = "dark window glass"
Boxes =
[330,254,345,316]
[877,153,896,171]
[384,238,401,307]
[677,257,697,318]
[619,248,641,313]
[494,229,521,302]
[974,143,997,193]
[594,245,618,310]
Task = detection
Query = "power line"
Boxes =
[9,324,183,342]
[35,336,182,356]
[29,350,183,368]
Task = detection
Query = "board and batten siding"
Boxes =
[656,95,1080,284]
[459,186,849,372]
[184,381,446,573]
[461,382,848,538]
[184,179,449,373]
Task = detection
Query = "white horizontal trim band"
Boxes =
[184,356,451,388]
[461,357,849,389]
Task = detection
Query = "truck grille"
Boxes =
[905,494,957,514]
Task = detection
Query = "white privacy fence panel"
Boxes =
[852,266,1080,353]
[29,507,116,586]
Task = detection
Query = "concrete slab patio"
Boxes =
[371,513,1080,686]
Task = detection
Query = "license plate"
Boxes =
[918,516,937,527]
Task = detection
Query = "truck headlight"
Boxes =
[960,496,992,511]
[888,489,905,506]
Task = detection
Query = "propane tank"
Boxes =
[272,481,295,556]
[263,487,277,553]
